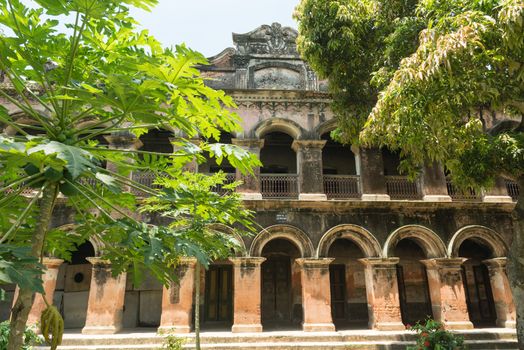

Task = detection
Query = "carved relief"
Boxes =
[233,22,298,56]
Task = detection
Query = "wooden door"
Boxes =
[463,264,496,326]
[204,265,232,324]
[262,257,292,323]
[330,264,346,321]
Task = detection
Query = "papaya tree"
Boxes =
[0,0,259,349]
[295,0,524,345]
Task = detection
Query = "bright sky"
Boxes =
[130,0,300,57]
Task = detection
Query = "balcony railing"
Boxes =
[385,176,421,200]
[260,174,298,199]
[323,175,361,199]
[446,178,481,202]
[504,178,519,202]
[209,173,236,195]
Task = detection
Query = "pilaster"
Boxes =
[421,258,474,329]
[359,258,404,330]
[296,258,336,332]
[82,258,127,334]
[359,148,390,201]
[26,258,64,328]
[291,140,327,200]
[232,139,264,200]
[229,257,266,332]
[158,258,198,333]
[483,258,516,328]
[422,162,452,202]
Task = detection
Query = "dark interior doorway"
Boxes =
[459,239,497,327]
[394,239,433,325]
[261,239,302,330]
[203,264,233,330]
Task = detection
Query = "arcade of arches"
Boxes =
[2,224,515,334]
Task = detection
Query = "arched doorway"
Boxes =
[394,239,433,325]
[261,238,302,330]
[123,274,163,328]
[327,239,368,329]
[459,239,497,327]
[56,241,95,329]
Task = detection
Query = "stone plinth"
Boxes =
[229,257,266,332]
[82,258,126,334]
[421,258,473,330]
[422,163,452,202]
[26,258,64,328]
[296,258,335,332]
[359,148,390,201]
[359,258,404,330]
[483,258,516,328]
[232,139,264,199]
[292,140,327,200]
[158,258,197,334]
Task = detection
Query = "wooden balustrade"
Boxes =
[323,175,360,199]
[385,175,421,200]
[445,178,481,202]
[260,174,298,199]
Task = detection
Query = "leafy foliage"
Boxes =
[0,0,259,347]
[407,318,465,350]
[295,0,524,186]
[0,321,41,350]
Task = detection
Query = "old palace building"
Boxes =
[0,23,518,337]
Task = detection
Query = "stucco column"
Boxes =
[421,258,473,329]
[82,258,126,334]
[104,134,143,193]
[229,257,266,332]
[359,258,404,330]
[232,139,264,200]
[483,258,516,328]
[292,140,327,200]
[422,162,452,202]
[359,148,390,201]
[158,258,197,334]
[296,258,336,332]
[482,177,513,203]
[26,258,64,327]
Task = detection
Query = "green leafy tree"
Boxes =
[295,0,524,345]
[0,0,259,349]
[140,172,255,350]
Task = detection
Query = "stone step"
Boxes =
[54,329,517,346]
[34,339,520,350]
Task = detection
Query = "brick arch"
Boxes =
[383,225,447,258]
[448,225,507,258]
[249,224,315,258]
[316,224,381,258]
[253,118,306,140]
[54,224,102,257]
[207,223,247,256]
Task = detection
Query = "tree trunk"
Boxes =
[194,263,201,350]
[8,183,58,350]
[508,176,524,347]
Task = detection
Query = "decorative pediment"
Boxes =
[233,23,298,56]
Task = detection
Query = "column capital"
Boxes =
[104,134,142,150]
[232,138,264,149]
[229,257,266,267]
[178,257,198,267]
[359,257,399,267]
[421,258,467,270]
[86,257,111,266]
[42,257,64,268]
[483,257,507,269]
[295,258,334,268]
[291,140,326,152]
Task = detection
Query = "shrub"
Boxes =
[407,318,465,350]
[0,321,42,350]
[162,335,185,350]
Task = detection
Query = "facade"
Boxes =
[0,23,518,335]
